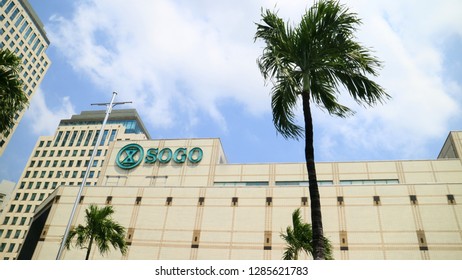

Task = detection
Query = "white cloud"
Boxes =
[45,0,462,161]
[25,89,76,136]
[47,0,267,131]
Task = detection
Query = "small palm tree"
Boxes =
[281,208,333,260]
[0,48,28,135]
[65,204,127,260]
[255,0,388,259]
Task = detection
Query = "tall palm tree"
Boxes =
[281,208,333,260]
[0,48,28,135]
[65,204,127,260]
[255,0,388,259]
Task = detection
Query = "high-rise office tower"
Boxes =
[0,109,150,259]
[0,0,51,156]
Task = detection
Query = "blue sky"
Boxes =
[1,0,461,183]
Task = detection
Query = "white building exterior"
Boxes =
[0,0,51,156]
[15,129,462,260]
[0,109,150,259]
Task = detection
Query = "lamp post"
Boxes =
[56,92,132,260]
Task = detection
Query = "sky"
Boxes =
[1,0,461,183]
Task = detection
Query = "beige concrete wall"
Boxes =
[33,180,462,260]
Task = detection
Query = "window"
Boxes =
[16,205,23,212]
[19,217,27,225]
[0,243,5,253]
[447,194,456,205]
[76,131,85,146]
[7,243,15,253]
[276,180,333,186]
[10,8,19,20]
[135,196,142,205]
[340,179,399,185]
[54,131,63,146]
[22,193,28,200]
[3,217,10,225]
[91,131,100,146]
[13,230,20,239]
[214,181,269,187]
[109,129,117,142]
[4,1,15,14]
[373,196,381,206]
[100,129,109,145]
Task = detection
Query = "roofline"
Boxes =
[60,109,152,139]
[18,0,50,45]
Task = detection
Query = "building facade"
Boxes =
[0,0,51,156]
[16,128,462,260]
[0,109,150,259]
[0,180,15,214]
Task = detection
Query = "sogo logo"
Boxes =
[116,144,203,170]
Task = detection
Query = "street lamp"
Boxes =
[56,92,132,260]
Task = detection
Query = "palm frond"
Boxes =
[65,204,127,259]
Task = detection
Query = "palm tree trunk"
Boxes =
[85,236,94,260]
[302,92,325,260]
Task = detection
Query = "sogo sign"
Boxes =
[116,143,203,170]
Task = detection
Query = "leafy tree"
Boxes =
[281,208,333,260]
[255,0,388,259]
[0,48,28,135]
[65,204,127,260]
